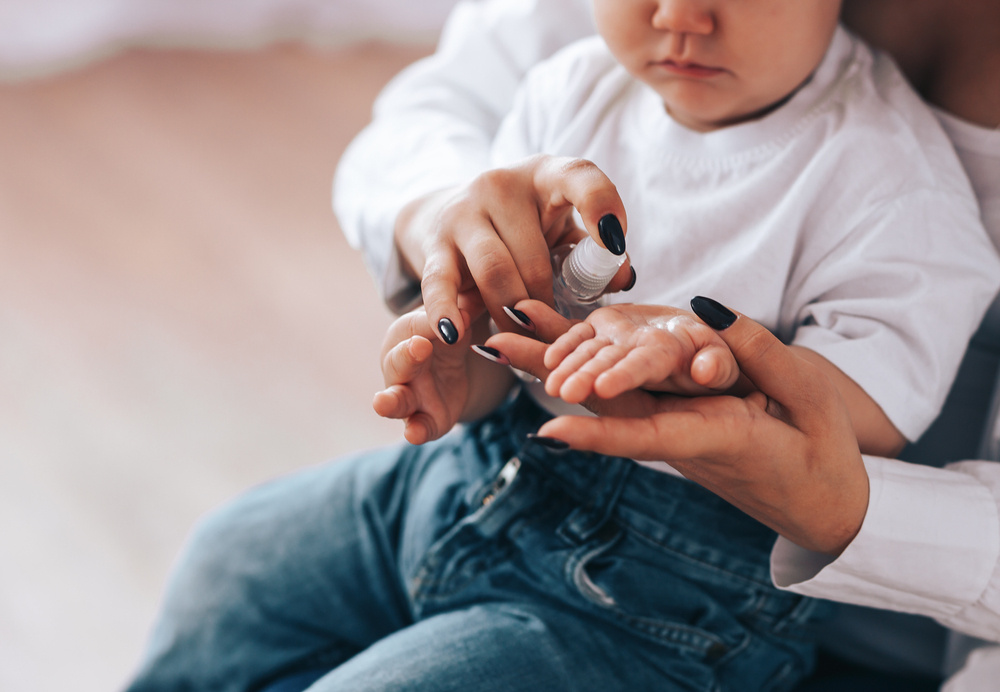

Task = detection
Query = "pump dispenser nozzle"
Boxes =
[551,236,625,319]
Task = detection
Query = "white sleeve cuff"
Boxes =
[382,242,423,315]
[772,456,1000,637]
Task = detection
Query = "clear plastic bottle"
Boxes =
[550,236,625,320]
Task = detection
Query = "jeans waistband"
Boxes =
[471,387,779,580]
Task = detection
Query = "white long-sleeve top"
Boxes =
[333,0,1000,663]
[771,111,1000,651]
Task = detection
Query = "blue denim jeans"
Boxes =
[126,389,831,692]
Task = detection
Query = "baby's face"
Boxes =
[594,0,842,132]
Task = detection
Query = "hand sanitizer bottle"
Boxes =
[550,236,625,320]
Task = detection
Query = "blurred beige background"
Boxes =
[0,36,434,691]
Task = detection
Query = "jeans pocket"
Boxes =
[566,523,742,663]
[564,520,828,692]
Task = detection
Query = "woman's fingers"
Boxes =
[484,331,552,383]
[536,402,741,462]
[510,299,577,343]
[465,169,554,309]
[529,156,628,256]
[484,300,572,384]
[408,157,634,344]
[419,247,468,345]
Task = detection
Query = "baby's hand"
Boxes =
[372,308,471,445]
[544,304,739,403]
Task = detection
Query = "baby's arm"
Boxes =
[373,307,515,445]
[544,304,740,404]
[789,346,906,458]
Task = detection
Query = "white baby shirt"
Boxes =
[489,27,1000,443]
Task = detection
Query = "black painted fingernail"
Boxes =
[526,433,570,452]
[471,344,510,365]
[598,214,626,256]
[503,305,535,332]
[437,317,458,344]
[622,266,637,292]
[690,296,737,330]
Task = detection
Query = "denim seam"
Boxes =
[410,530,517,606]
[409,466,528,606]
[624,523,775,589]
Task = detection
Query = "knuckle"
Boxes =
[513,152,551,175]
[435,201,469,231]
[420,261,451,287]
[736,327,778,363]
[560,157,618,195]
[474,255,512,289]
[557,156,598,177]
[470,167,518,198]
[463,240,512,286]
[519,258,554,290]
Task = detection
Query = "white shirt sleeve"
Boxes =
[772,455,1000,642]
[332,0,595,313]
[943,644,1000,691]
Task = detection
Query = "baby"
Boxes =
[376,0,996,460]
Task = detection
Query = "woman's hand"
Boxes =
[394,155,635,344]
[487,299,870,556]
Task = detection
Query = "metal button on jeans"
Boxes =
[482,457,521,506]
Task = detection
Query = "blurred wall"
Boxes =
[0,0,458,78]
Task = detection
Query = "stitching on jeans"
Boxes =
[409,465,528,605]
[624,524,775,589]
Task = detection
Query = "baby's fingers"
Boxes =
[382,335,434,387]
[543,323,602,398]
[372,385,419,420]
[592,348,665,399]
[544,322,596,370]
[691,343,740,391]
[402,413,439,446]
[552,342,628,403]
[373,385,448,445]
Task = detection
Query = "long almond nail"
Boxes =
[503,306,535,332]
[471,344,510,365]
[598,214,626,256]
[690,296,737,330]
[437,317,459,344]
